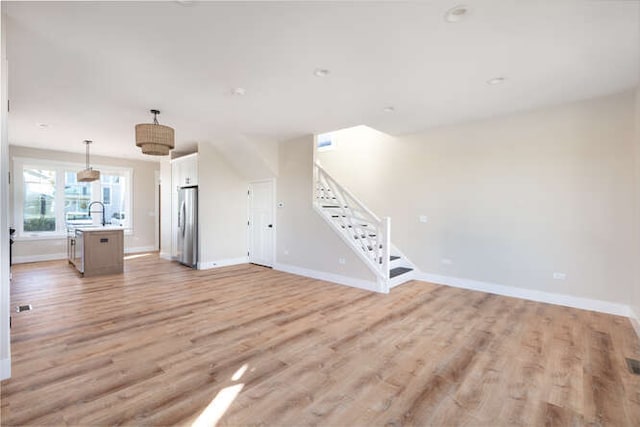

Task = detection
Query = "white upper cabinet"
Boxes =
[172,153,198,188]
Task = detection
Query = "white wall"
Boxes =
[159,157,172,259]
[9,146,159,261]
[214,135,279,181]
[1,5,12,380]
[319,92,637,306]
[275,135,376,287]
[632,86,640,328]
[197,142,249,268]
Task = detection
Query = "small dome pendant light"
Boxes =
[135,109,175,156]
[77,140,101,182]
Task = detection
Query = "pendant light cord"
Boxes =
[84,140,92,170]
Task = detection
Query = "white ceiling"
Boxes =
[5,0,639,161]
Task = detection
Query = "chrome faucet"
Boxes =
[88,201,106,226]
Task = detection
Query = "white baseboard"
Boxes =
[198,257,249,270]
[13,252,66,264]
[273,262,380,293]
[124,245,156,254]
[13,245,156,264]
[389,269,416,289]
[0,358,10,381]
[417,272,631,318]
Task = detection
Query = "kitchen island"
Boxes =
[68,226,124,276]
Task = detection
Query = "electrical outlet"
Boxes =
[553,272,566,280]
[441,258,453,265]
[338,258,346,265]
[419,215,428,223]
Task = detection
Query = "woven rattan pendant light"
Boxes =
[135,109,175,156]
[77,140,100,182]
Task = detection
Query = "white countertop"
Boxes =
[72,226,125,232]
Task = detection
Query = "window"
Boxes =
[101,173,127,226]
[316,133,336,152]
[23,168,56,232]
[64,171,93,225]
[102,187,111,205]
[14,158,133,237]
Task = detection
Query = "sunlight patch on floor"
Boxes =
[192,383,244,427]
[192,363,248,427]
[124,253,153,260]
[231,364,248,381]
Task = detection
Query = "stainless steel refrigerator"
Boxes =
[177,186,198,268]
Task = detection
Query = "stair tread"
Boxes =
[390,266,413,278]
[318,182,411,280]
[379,255,402,264]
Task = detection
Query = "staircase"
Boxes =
[313,161,415,293]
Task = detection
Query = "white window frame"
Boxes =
[13,157,133,240]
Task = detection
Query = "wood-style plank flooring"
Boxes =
[2,254,640,426]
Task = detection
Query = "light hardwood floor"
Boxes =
[2,254,640,426]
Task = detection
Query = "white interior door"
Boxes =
[248,180,274,267]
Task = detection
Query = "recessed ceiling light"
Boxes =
[314,68,330,77]
[444,5,469,23]
[383,106,395,113]
[487,77,506,85]
[36,123,49,129]
[231,87,246,96]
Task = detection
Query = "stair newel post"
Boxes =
[382,217,391,286]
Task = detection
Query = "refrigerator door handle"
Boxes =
[180,201,187,237]
[177,202,181,229]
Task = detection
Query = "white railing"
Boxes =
[313,162,390,287]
